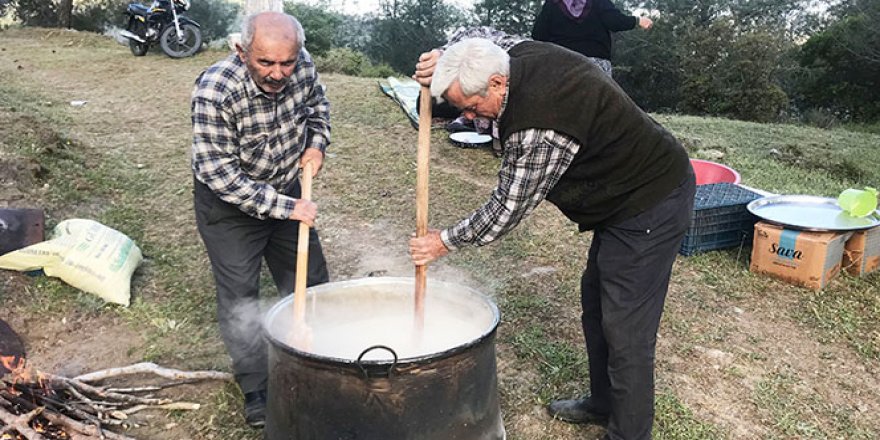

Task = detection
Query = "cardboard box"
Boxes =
[842,226,880,276]
[750,222,850,290]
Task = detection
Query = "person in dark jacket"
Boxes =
[531,0,653,76]
[409,38,694,440]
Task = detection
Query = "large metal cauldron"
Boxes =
[262,277,504,440]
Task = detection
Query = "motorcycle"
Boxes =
[120,0,202,58]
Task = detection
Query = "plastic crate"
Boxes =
[679,183,763,256]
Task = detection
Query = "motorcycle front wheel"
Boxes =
[129,39,148,56]
[159,23,202,58]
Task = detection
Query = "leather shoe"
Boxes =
[547,396,609,425]
[244,390,267,428]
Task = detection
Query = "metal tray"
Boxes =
[747,195,880,231]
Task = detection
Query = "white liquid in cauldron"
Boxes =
[304,313,485,361]
[270,280,496,361]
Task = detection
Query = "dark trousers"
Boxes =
[193,178,329,395]
[581,170,695,440]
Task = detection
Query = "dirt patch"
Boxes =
[0,154,45,205]
[661,273,880,438]
[5,307,143,377]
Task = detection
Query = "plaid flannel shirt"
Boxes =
[191,51,330,220]
[443,26,529,51]
[440,89,581,250]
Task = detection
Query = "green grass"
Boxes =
[753,372,876,439]
[655,392,722,440]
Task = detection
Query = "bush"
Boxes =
[0,0,12,16]
[285,2,343,57]
[801,108,842,129]
[314,47,396,78]
[12,0,58,26]
[796,10,880,123]
[71,0,127,33]
[186,0,239,44]
[717,32,791,122]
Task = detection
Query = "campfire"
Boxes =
[1,320,233,440]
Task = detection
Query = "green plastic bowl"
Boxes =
[838,187,878,218]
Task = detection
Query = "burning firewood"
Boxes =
[1,360,233,440]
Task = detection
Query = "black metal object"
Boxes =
[0,208,44,256]
[262,279,505,440]
[0,318,26,376]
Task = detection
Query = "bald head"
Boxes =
[240,12,306,54]
[236,12,308,94]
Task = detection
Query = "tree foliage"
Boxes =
[795,0,880,121]
[366,0,464,74]
[70,0,128,33]
[2,0,878,123]
[10,0,59,26]
[187,0,241,44]
[473,0,542,36]
[615,0,804,122]
[285,1,344,56]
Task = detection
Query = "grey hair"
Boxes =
[240,12,306,51]
[430,38,509,102]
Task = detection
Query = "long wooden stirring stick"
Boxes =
[292,161,314,349]
[415,86,432,332]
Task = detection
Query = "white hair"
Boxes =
[240,12,306,51]
[430,38,510,102]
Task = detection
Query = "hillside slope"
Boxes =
[1,27,879,439]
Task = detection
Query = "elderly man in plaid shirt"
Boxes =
[190,12,329,428]
[410,38,695,440]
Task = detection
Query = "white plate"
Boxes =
[449,131,492,147]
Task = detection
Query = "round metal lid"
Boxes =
[747,195,880,231]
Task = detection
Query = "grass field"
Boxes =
[1,27,879,439]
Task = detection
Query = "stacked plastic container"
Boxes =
[679,182,763,256]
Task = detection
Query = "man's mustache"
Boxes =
[263,76,289,87]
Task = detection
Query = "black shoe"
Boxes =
[547,396,610,425]
[244,390,267,428]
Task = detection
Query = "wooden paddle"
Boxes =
[415,86,432,332]
[292,161,314,349]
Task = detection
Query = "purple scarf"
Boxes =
[553,0,591,22]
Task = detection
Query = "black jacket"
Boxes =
[531,0,638,61]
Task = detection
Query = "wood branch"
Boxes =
[40,408,136,440]
[73,362,233,383]
[0,404,47,440]
[41,373,174,406]
[5,386,102,426]
[1,362,226,439]
[105,380,196,394]
[1,394,135,440]
[121,402,201,415]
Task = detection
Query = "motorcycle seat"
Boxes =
[127,3,150,16]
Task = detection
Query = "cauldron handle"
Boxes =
[356,345,398,379]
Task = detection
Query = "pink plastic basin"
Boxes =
[691,159,741,185]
